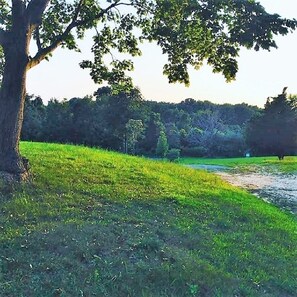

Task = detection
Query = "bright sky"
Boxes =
[27,0,297,107]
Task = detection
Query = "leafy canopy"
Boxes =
[246,90,297,156]
[0,0,296,90]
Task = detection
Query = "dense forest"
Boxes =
[21,87,263,158]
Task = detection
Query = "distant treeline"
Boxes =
[22,87,261,157]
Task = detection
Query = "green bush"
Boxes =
[167,148,181,161]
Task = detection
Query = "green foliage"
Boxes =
[166,148,180,162]
[140,112,164,155]
[246,91,297,158]
[181,146,207,157]
[0,0,10,28]
[21,95,46,141]
[38,0,79,50]
[165,122,180,149]
[147,0,297,84]
[156,131,169,158]
[22,93,260,158]
[79,13,142,91]
[94,87,146,150]
[1,0,296,89]
[0,142,296,296]
[125,119,144,154]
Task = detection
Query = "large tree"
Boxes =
[0,0,296,178]
[246,89,297,159]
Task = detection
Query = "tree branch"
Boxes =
[28,22,76,68]
[73,0,84,22]
[28,1,127,69]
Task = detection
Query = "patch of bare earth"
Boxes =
[187,164,297,214]
[218,172,297,214]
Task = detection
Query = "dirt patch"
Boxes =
[217,172,297,214]
[217,172,274,190]
[188,165,297,214]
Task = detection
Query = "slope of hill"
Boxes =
[0,142,296,296]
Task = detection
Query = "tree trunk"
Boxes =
[0,26,31,180]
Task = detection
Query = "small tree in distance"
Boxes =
[246,88,297,159]
[156,131,169,158]
[125,119,144,154]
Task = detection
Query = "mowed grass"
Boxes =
[180,156,297,173]
[0,142,296,297]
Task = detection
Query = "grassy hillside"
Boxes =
[0,142,296,297]
[180,156,297,173]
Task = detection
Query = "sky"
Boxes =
[27,0,297,107]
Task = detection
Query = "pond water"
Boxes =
[187,164,297,214]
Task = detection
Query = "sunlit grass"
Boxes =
[0,142,296,296]
[180,156,297,173]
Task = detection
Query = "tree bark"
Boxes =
[0,20,31,179]
[0,0,119,180]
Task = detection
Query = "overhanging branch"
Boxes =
[28,1,129,69]
[28,21,77,69]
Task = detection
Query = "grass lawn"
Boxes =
[0,142,296,296]
[180,156,297,173]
